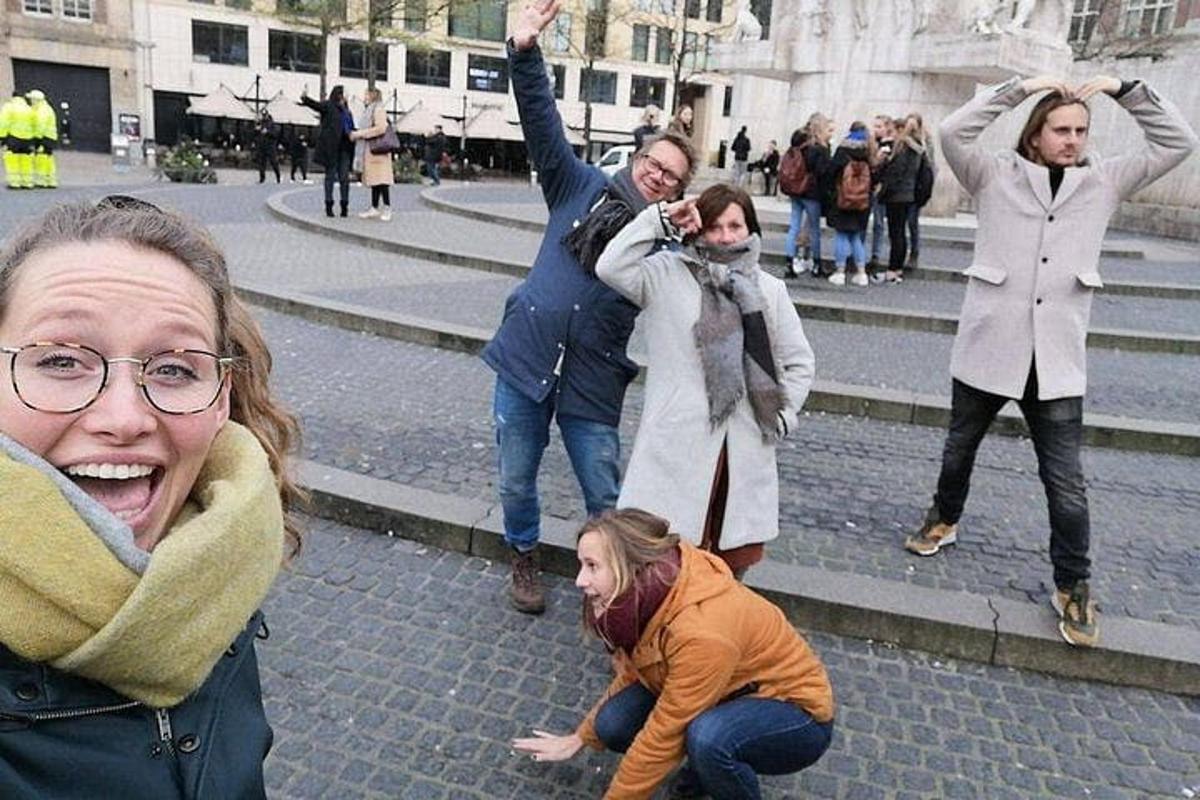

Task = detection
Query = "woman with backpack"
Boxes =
[877,116,927,282]
[904,112,935,270]
[825,123,874,286]
[783,113,833,277]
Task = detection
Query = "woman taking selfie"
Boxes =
[513,509,835,799]
[594,183,814,577]
[0,196,301,798]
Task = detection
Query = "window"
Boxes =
[406,48,451,87]
[685,0,700,19]
[1122,0,1175,36]
[705,0,721,22]
[401,0,426,31]
[226,0,251,9]
[1069,0,1101,43]
[632,24,650,61]
[466,54,508,93]
[655,26,672,64]
[22,0,53,14]
[193,21,250,65]
[722,85,732,117]
[585,0,608,57]
[61,0,91,19]
[340,39,388,80]
[268,30,322,73]
[449,0,506,41]
[550,12,572,53]
[550,63,566,99]
[630,75,665,108]
[579,68,617,104]
[683,30,701,70]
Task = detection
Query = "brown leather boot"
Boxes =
[510,547,545,615]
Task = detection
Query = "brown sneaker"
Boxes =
[904,512,958,556]
[1051,581,1099,648]
[510,547,546,615]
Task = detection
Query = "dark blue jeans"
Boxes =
[492,377,620,552]
[323,148,352,208]
[933,370,1090,590]
[594,683,834,799]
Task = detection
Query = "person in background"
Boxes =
[632,105,661,150]
[759,139,780,196]
[904,111,934,270]
[905,74,1197,648]
[254,111,280,185]
[424,125,447,186]
[300,85,355,218]
[289,131,310,183]
[349,87,395,222]
[730,125,751,187]
[0,91,35,190]
[512,509,835,799]
[825,122,874,287]
[668,104,695,140]
[868,115,895,276]
[0,195,302,797]
[26,90,58,190]
[877,116,925,283]
[785,113,833,277]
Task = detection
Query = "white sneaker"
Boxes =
[850,269,869,287]
[828,270,846,286]
[358,208,380,219]
[380,208,392,222]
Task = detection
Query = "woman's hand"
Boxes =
[664,198,702,236]
[512,730,583,762]
[1020,75,1071,96]
[1074,75,1122,101]
[510,0,561,51]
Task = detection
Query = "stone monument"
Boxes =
[711,0,1075,214]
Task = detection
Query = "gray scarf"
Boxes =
[687,235,786,442]
[562,165,650,276]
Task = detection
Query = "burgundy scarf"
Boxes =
[591,547,682,653]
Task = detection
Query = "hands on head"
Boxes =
[512,0,562,50]
[665,198,703,237]
[1020,75,1121,101]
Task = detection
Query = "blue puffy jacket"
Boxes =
[0,613,273,799]
[482,42,671,427]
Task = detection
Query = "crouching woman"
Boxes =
[513,509,834,799]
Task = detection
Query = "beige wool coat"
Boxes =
[940,78,1197,400]
[595,206,815,550]
[353,103,395,188]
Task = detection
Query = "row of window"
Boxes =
[22,0,92,21]
[1068,0,1176,43]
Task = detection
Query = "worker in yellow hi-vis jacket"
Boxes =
[27,89,58,189]
[0,92,35,189]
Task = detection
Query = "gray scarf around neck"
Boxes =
[563,165,650,276]
[686,235,786,442]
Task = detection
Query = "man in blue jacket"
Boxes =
[485,0,696,614]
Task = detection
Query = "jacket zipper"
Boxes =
[1,699,142,726]
[155,708,176,755]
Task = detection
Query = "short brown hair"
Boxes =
[636,130,699,190]
[695,183,761,237]
[1017,92,1090,165]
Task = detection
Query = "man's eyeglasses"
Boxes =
[1,342,235,415]
[639,153,683,188]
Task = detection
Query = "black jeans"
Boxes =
[885,201,911,271]
[933,369,1090,590]
[370,185,391,207]
[257,150,279,183]
[323,149,352,208]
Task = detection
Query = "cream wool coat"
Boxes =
[596,206,815,550]
[940,78,1197,400]
[353,103,395,188]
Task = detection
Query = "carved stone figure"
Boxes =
[732,0,763,42]
[798,0,829,38]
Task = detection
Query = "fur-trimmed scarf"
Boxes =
[687,234,786,442]
[562,165,650,276]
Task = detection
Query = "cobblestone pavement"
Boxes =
[253,308,1200,630]
[3,182,1197,630]
[260,516,1200,799]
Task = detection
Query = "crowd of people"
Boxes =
[0,0,1196,792]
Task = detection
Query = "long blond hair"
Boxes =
[576,509,680,630]
[0,199,306,558]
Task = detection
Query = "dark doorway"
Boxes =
[153,91,198,147]
[12,59,112,153]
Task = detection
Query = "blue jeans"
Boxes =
[833,230,866,269]
[907,203,921,255]
[594,683,833,799]
[786,198,822,262]
[870,196,887,261]
[493,377,620,552]
[322,148,351,208]
[425,158,441,185]
[933,369,1090,590]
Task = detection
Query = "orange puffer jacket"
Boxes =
[575,542,835,799]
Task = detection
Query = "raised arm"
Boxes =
[1084,77,1200,200]
[938,75,1067,195]
[509,0,589,205]
[298,94,324,115]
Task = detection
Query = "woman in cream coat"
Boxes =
[348,88,394,221]
[596,184,814,574]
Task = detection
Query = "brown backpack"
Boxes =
[836,159,871,211]
[778,145,811,197]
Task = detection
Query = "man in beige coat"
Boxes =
[905,74,1197,648]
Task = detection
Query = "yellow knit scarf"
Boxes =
[0,422,284,708]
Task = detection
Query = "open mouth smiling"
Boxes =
[61,461,166,529]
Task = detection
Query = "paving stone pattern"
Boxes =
[253,308,1200,630]
[259,516,1200,799]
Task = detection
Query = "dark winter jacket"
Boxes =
[825,140,873,233]
[632,123,659,150]
[731,131,751,162]
[424,132,447,163]
[0,613,273,800]
[481,42,671,427]
[300,95,354,167]
[877,140,924,204]
[801,141,832,201]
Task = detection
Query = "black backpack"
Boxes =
[914,153,934,207]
